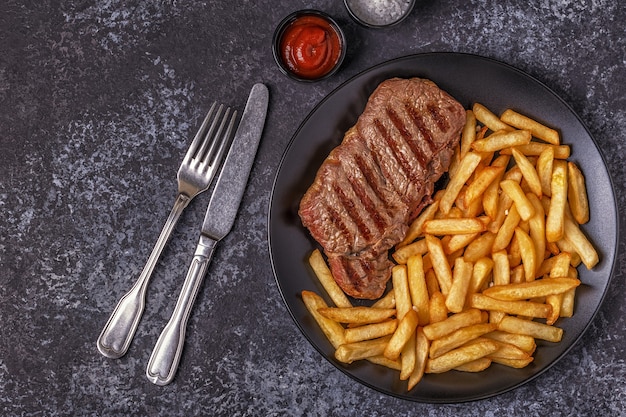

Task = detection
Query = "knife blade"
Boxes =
[146,83,269,385]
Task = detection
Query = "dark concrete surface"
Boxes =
[1,1,624,415]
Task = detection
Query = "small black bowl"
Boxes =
[272,10,347,82]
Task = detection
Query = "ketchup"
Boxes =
[279,15,343,80]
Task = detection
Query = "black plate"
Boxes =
[268,53,618,403]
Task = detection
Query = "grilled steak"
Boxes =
[299,78,465,299]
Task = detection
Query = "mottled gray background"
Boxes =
[1,1,624,416]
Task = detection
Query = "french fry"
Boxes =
[567,161,590,224]
[371,289,396,309]
[484,175,505,222]
[545,253,571,324]
[492,203,521,252]
[469,337,531,360]
[473,103,514,132]
[535,252,570,278]
[504,164,523,183]
[344,320,398,343]
[488,197,513,238]
[462,165,505,209]
[508,236,522,269]
[429,291,448,324]
[560,288,576,318]
[500,109,560,145]
[308,250,352,308]
[384,309,419,360]
[366,355,402,371]
[563,215,599,269]
[399,200,440,247]
[500,180,535,221]
[443,232,480,255]
[526,193,546,266]
[472,129,531,152]
[544,291,563,326]
[425,234,453,295]
[439,152,482,214]
[463,231,496,263]
[459,190,485,218]
[429,323,497,358]
[514,227,537,282]
[317,306,396,325]
[460,110,477,157]
[560,266,578,318]
[423,218,486,235]
[555,238,582,267]
[511,148,542,198]
[407,254,430,325]
[425,269,440,297]
[447,248,464,269]
[445,257,473,313]
[469,293,551,319]
[407,327,429,390]
[335,336,392,363]
[301,291,346,348]
[546,160,568,242]
[498,316,563,343]
[423,308,484,340]
[510,265,525,284]
[469,257,494,294]
[455,358,492,372]
[483,277,580,301]
[392,265,412,319]
[392,239,428,264]
[426,339,499,373]
[536,146,554,197]
[500,143,570,159]
[447,145,462,179]
[400,334,416,380]
[491,250,511,286]
[490,356,534,368]
[484,331,536,354]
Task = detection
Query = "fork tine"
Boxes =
[182,102,219,165]
[199,109,238,173]
[195,106,231,165]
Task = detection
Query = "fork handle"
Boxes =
[146,234,217,385]
[97,193,192,359]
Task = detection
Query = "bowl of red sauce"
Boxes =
[272,10,346,82]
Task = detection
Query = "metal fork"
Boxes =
[97,103,238,359]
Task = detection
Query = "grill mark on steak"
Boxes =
[352,152,401,232]
[405,101,436,154]
[373,118,421,185]
[342,257,363,292]
[344,169,387,235]
[427,103,449,132]
[354,153,388,205]
[386,107,427,171]
[363,127,413,206]
[332,181,373,242]
[324,202,352,246]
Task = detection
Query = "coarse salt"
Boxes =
[346,0,413,26]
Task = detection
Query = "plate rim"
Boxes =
[267,51,620,403]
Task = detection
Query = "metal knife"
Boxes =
[146,83,269,386]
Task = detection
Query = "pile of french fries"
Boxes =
[301,103,599,391]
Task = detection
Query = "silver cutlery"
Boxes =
[146,83,269,386]
[97,103,238,359]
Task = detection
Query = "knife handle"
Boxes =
[97,193,191,359]
[146,234,217,386]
